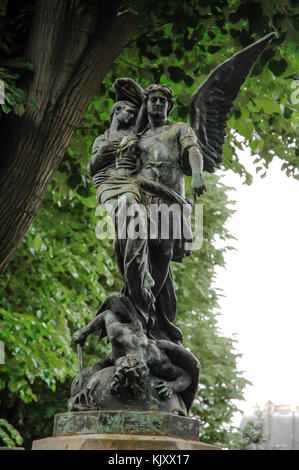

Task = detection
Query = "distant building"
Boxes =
[240,401,299,450]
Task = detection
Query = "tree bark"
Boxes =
[0,0,140,274]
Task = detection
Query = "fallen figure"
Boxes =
[69,293,200,416]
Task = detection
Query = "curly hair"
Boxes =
[110,355,149,397]
[143,84,175,115]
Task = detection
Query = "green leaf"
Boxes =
[1,103,11,113]
[260,98,281,114]
[268,59,288,77]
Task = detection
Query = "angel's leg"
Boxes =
[149,239,174,298]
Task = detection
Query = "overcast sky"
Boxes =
[213,149,299,422]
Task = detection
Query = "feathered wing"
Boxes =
[189,32,276,172]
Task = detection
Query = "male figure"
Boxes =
[70,294,193,414]
[138,85,206,202]
[134,84,206,341]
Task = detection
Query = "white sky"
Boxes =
[214,149,299,423]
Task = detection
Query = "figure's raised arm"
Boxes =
[113,77,144,107]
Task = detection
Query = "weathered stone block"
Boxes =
[32,433,220,450]
[53,410,200,441]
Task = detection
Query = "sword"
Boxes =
[76,342,90,407]
[77,343,83,391]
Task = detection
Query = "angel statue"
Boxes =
[69,33,275,414]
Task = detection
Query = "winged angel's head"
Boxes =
[135,84,176,131]
[144,84,175,116]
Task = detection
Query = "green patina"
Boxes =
[97,411,164,436]
[53,411,200,440]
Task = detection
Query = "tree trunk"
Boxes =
[0,0,140,274]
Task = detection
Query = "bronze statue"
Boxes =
[69,33,275,414]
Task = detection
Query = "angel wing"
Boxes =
[189,32,276,173]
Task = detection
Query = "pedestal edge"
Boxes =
[33,433,221,451]
[53,410,200,442]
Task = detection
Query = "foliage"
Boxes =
[0,418,23,447]
[229,410,268,450]
[229,410,287,450]
[0,0,34,115]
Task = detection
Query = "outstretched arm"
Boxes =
[188,146,207,201]
[178,123,207,201]
[73,311,109,347]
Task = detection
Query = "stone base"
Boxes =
[32,433,219,450]
[32,410,221,450]
[0,447,25,450]
[53,410,200,441]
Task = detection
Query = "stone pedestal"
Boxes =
[0,447,25,450]
[32,410,220,450]
[32,433,218,450]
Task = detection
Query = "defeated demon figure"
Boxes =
[69,293,199,416]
